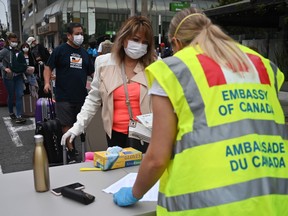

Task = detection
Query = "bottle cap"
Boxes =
[34,134,44,143]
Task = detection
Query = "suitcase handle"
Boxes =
[46,91,56,119]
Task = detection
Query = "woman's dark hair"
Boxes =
[20,42,30,49]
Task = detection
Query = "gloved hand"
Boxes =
[113,187,140,207]
[61,130,77,146]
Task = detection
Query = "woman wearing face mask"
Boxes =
[0,33,27,124]
[20,42,38,98]
[61,16,156,153]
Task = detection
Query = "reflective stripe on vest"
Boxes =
[162,56,288,155]
[158,177,288,211]
[150,48,288,214]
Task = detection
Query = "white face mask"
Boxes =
[10,42,18,48]
[22,47,29,52]
[124,40,148,59]
[72,35,84,46]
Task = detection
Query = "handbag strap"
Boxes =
[120,63,134,120]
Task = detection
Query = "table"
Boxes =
[0,162,156,216]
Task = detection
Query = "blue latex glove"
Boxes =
[105,146,123,170]
[107,146,123,154]
[113,187,140,207]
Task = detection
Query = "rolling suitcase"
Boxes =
[35,97,55,123]
[62,133,86,165]
[0,78,8,106]
[22,94,37,117]
[35,96,63,166]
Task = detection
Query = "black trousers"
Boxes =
[106,130,148,153]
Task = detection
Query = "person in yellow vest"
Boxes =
[113,7,288,215]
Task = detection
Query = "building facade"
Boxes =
[19,0,218,49]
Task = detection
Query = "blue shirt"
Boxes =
[47,43,94,103]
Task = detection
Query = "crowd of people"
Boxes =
[0,7,287,215]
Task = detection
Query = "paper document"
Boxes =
[103,173,159,202]
[137,113,153,129]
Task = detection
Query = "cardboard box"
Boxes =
[94,147,142,170]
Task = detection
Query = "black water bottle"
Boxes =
[33,134,50,192]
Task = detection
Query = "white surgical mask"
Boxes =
[124,40,148,59]
[10,42,18,48]
[22,47,29,52]
[73,35,84,46]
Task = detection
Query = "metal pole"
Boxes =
[130,0,135,17]
[18,0,23,42]
[158,14,161,57]
[33,0,37,38]
[141,0,148,17]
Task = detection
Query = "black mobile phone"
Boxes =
[51,182,85,196]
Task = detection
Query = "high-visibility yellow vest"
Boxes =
[145,45,288,216]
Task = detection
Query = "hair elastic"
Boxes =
[174,13,204,37]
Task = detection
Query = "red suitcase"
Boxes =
[0,78,8,106]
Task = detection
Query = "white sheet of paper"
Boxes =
[102,173,159,202]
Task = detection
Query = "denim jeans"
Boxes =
[3,74,24,117]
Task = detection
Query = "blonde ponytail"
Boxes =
[169,8,253,72]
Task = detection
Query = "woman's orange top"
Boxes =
[112,82,142,134]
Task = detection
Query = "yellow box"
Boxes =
[94,147,142,170]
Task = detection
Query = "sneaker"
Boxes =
[15,117,26,124]
[9,113,17,120]
[67,149,77,164]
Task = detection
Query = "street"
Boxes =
[0,105,83,174]
[0,105,35,174]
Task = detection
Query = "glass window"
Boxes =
[117,0,128,10]
[73,0,81,12]
[62,1,67,13]
[87,0,96,8]
[95,0,108,12]
[107,0,117,11]
[96,19,109,36]
[80,0,88,13]
[155,0,165,13]
[67,0,73,10]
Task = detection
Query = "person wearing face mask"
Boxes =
[43,22,94,163]
[61,16,156,153]
[20,42,38,102]
[113,7,288,215]
[0,33,28,124]
[26,36,50,98]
